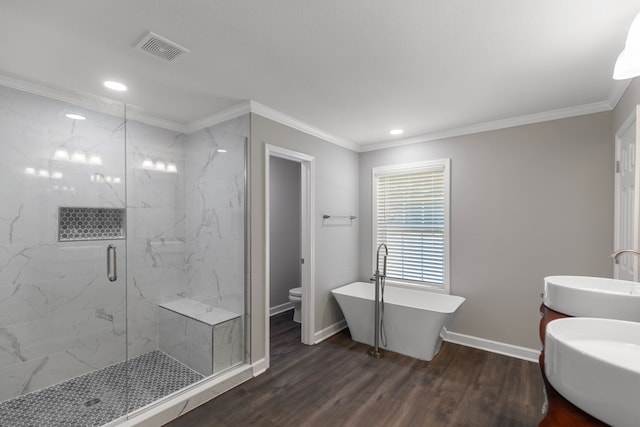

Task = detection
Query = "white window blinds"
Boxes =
[375,164,447,286]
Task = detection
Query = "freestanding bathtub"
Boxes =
[331,282,465,361]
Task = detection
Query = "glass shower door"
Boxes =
[124,114,248,415]
[0,85,129,425]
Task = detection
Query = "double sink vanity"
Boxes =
[539,275,640,427]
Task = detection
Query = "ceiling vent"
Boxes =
[135,32,190,62]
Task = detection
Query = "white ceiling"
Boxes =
[0,1,639,151]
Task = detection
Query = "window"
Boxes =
[373,159,450,292]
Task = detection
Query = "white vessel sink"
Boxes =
[545,318,640,427]
[543,275,640,321]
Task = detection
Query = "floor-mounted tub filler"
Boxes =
[332,282,465,361]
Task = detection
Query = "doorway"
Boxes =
[265,144,315,367]
[269,155,301,318]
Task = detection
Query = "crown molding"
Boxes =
[1,72,630,152]
[185,101,252,134]
[0,73,190,133]
[359,101,614,152]
[0,73,354,146]
[125,107,188,133]
[249,101,359,152]
[0,73,124,117]
[607,78,632,109]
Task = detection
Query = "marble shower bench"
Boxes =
[159,298,242,376]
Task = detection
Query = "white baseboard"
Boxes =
[270,302,294,317]
[444,331,540,362]
[251,357,268,376]
[314,319,348,344]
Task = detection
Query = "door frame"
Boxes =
[614,106,639,280]
[265,144,315,360]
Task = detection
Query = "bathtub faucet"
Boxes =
[377,243,388,279]
[611,249,640,264]
[369,244,388,281]
[369,243,388,359]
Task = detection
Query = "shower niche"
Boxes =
[58,207,126,241]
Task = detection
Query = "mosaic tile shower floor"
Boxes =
[0,350,204,427]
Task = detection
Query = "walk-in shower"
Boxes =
[0,84,248,426]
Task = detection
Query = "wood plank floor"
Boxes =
[167,312,545,427]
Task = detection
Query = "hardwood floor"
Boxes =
[167,312,545,427]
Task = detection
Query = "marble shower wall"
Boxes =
[0,86,127,402]
[0,83,247,403]
[126,115,247,360]
[125,120,188,359]
[184,115,248,317]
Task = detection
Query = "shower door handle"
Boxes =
[107,244,117,282]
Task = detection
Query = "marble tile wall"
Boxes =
[0,84,247,403]
[125,115,247,361]
[212,316,243,373]
[158,299,242,376]
[184,116,248,317]
[125,119,188,359]
[0,85,127,402]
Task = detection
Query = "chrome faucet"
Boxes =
[369,244,388,281]
[376,243,388,279]
[611,249,640,263]
[368,243,388,359]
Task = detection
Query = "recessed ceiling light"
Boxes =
[216,148,228,153]
[103,81,127,92]
[65,113,86,120]
[389,129,404,135]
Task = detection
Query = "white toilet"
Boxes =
[288,287,302,323]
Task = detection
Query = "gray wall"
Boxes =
[269,156,301,307]
[250,114,360,363]
[248,93,624,363]
[359,112,614,350]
